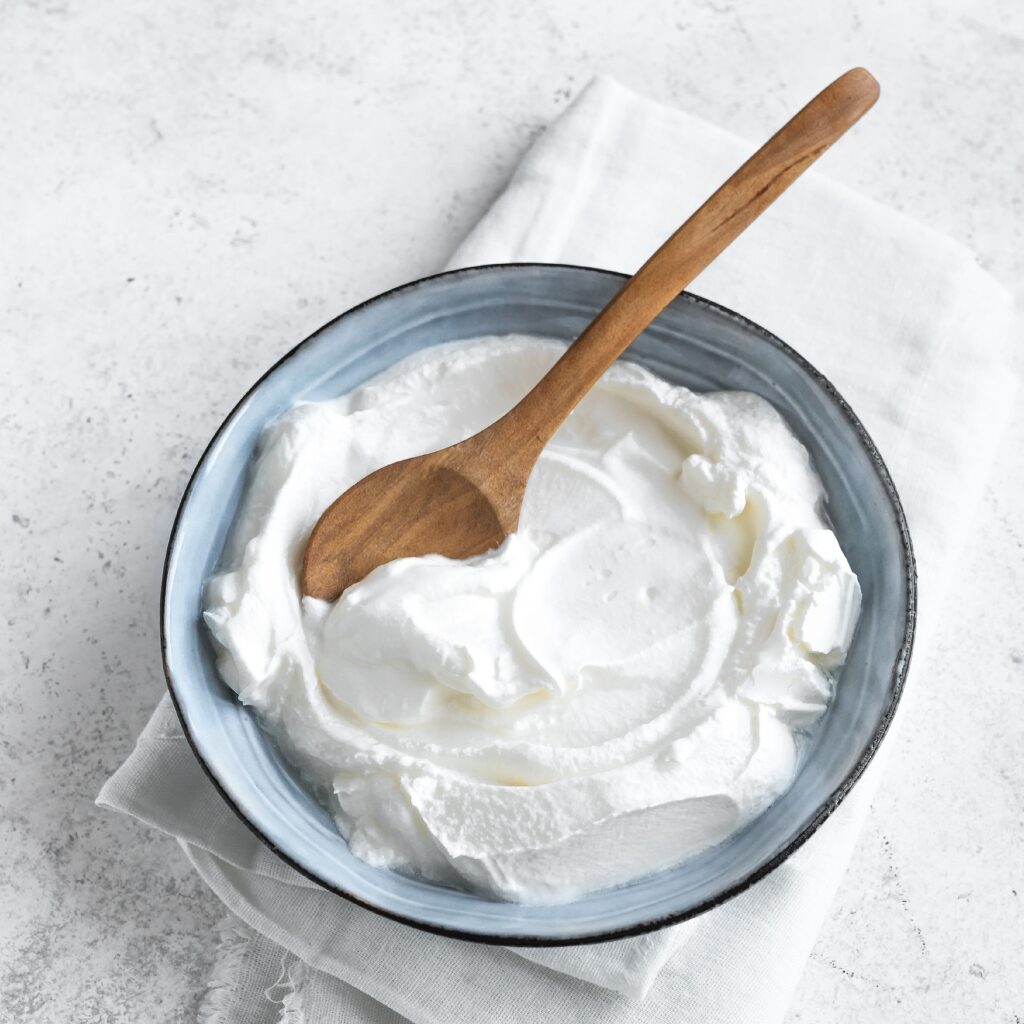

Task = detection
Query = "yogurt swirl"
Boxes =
[204,336,861,903]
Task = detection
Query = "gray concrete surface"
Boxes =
[1,1,1021,1020]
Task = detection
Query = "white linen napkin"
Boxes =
[98,76,1017,1024]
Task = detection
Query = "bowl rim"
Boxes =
[161,261,917,946]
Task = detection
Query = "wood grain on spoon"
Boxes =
[302,68,880,601]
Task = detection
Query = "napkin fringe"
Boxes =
[197,916,261,1024]
[266,957,309,1024]
[197,914,307,1024]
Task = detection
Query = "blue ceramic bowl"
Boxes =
[163,264,915,945]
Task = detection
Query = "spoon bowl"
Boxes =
[303,446,520,599]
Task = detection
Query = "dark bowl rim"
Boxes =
[161,261,917,947]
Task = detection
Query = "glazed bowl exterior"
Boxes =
[162,263,915,945]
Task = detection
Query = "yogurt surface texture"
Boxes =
[204,336,861,903]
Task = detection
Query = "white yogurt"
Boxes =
[204,336,861,903]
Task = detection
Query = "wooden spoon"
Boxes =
[302,68,879,601]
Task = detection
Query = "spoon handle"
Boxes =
[492,67,879,457]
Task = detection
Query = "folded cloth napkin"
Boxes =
[98,76,1017,1024]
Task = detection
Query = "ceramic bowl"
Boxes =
[163,263,915,945]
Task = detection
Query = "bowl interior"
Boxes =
[163,263,914,944]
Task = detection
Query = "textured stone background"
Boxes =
[1,1,1021,1020]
